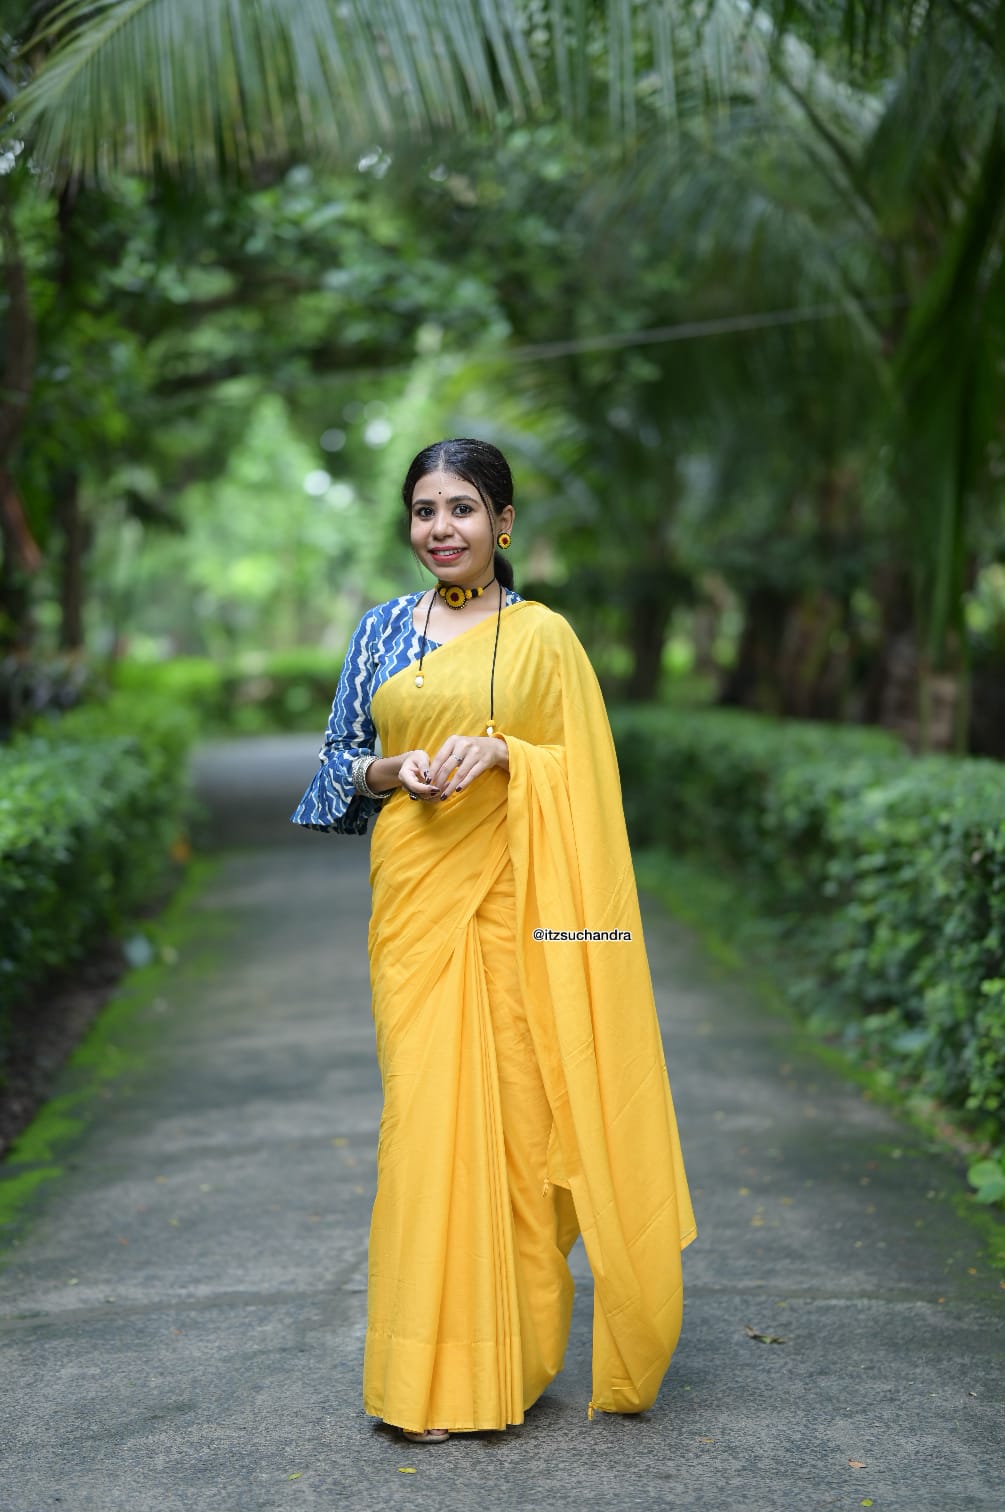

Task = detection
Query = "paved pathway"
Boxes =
[1,735,1002,1512]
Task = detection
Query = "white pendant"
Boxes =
[414,674,424,688]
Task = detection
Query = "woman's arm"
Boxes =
[290,612,385,832]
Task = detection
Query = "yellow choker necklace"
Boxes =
[436,575,495,610]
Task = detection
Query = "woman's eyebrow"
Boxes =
[411,492,480,505]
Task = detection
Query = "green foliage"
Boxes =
[967,1157,1005,1206]
[612,703,1005,1175]
[112,647,344,735]
[0,690,198,1052]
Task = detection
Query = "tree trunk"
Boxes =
[775,587,848,720]
[55,470,88,651]
[0,187,38,656]
[860,562,914,727]
[718,584,792,713]
[625,590,672,702]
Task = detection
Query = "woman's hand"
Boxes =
[425,734,509,800]
[370,749,438,800]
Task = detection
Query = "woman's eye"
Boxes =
[453,503,473,515]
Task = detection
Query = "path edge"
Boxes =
[0,856,224,1258]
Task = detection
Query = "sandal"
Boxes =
[402,1428,450,1443]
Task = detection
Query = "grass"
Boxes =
[0,857,224,1250]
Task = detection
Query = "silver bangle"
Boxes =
[351,754,388,801]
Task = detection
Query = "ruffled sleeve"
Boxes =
[290,610,389,835]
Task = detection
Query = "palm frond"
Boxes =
[895,117,1005,657]
[12,0,531,176]
[9,0,751,181]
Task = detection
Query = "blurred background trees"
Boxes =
[3,0,1005,752]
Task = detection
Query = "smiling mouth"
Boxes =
[430,547,465,559]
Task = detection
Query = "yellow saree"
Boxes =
[363,600,696,1432]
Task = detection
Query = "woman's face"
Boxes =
[409,468,513,584]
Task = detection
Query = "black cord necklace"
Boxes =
[414,580,505,735]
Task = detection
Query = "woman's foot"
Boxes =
[402,1428,450,1443]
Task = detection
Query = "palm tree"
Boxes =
[759,6,1005,746]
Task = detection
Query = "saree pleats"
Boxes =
[362,602,695,1432]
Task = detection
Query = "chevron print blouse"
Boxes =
[290,588,523,834]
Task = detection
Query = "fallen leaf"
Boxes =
[288,1472,302,1480]
[738,1187,750,1196]
[399,1468,417,1474]
[333,1137,348,1147]
[744,1323,786,1345]
[849,1459,867,1468]
[698,1436,714,1443]
[861,1501,874,1507]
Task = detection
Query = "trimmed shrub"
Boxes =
[0,690,198,1050]
[611,705,1005,1147]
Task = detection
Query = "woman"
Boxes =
[292,438,696,1443]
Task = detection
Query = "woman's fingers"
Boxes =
[436,745,492,798]
[398,749,437,797]
[427,737,481,790]
[438,760,483,799]
[420,737,502,799]
[425,740,457,789]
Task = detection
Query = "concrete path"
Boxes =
[1,734,1002,1512]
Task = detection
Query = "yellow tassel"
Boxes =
[587,1401,595,1421]
[542,1179,551,1197]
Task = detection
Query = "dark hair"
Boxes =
[401,437,515,590]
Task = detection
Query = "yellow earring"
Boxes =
[497,532,511,549]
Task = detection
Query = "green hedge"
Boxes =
[113,648,343,735]
[611,705,1005,1153]
[0,690,198,1046]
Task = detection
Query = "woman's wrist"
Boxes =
[363,755,402,794]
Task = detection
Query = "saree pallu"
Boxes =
[363,601,696,1432]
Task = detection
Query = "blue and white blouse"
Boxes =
[291,589,523,834]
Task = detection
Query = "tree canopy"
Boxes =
[3,0,1005,751]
